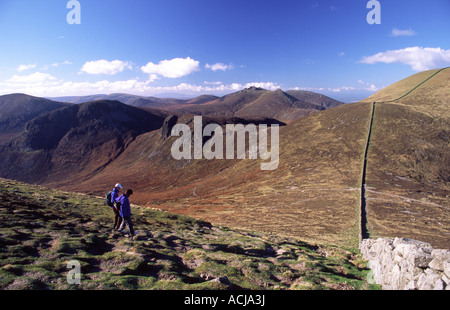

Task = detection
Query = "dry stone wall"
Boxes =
[360,237,450,290]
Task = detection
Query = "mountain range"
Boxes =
[50,87,343,123]
[0,69,448,249]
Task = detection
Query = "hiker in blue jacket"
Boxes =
[116,189,135,237]
[111,183,123,231]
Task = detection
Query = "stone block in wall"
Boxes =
[360,237,450,290]
[444,260,450,279]
[417,269,445,290]
[429,249,450,272]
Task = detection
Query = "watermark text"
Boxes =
[171,116,279,171]
[67,0,81,25]
[66,260,81,284]
[367,0,381,24]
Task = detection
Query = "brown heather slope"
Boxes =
[62,69,449,249]
[62,103,372,248]
[362,68,450,248]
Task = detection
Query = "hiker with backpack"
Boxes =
[106,183,123,231]
[116,189,136,237]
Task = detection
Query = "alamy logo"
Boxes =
[367,0,381,25]
[67,0,81,25]
[171,116,280,171]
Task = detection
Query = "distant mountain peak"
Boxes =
[240,86,267,92]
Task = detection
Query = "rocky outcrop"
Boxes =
[161,115,178,139]
[360,237,450,290]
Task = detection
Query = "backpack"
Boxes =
[105,191,113,207]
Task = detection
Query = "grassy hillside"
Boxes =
[0,178,376,290]
[360,68,446,103]
[364,68,450,248]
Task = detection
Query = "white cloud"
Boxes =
[390,28,416,37]
[0,78,147,97]
[147,74,159,83]
[80,59,132,75]
[7,72,56,83]
[204,81,223,85]
[293,82,380,94]
[292,86,325,92]
[358,80,380,92]
[141,57,200,78]
[0,75,283,97]
[51,60,73,67]
[360,46,450,71]
[244,82,280,90]
[329,86,355,93]
[17,64,36,72]
[205,63,234,72]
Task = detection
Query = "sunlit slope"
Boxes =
[365,68,450,248]
[361,68,446,103]
[206,102,372,247]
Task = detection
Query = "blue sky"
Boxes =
[0,0,449,102]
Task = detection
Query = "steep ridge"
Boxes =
[0,94,70,143]
[0,100,165,185]
[361,68,447,103]
[362,68,450,248]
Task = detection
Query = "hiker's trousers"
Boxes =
[119,216,135,235]
[113,208,122,230]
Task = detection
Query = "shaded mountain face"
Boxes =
[0,100,165,184]
[0,94,70,143]
[21,100,164,151]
